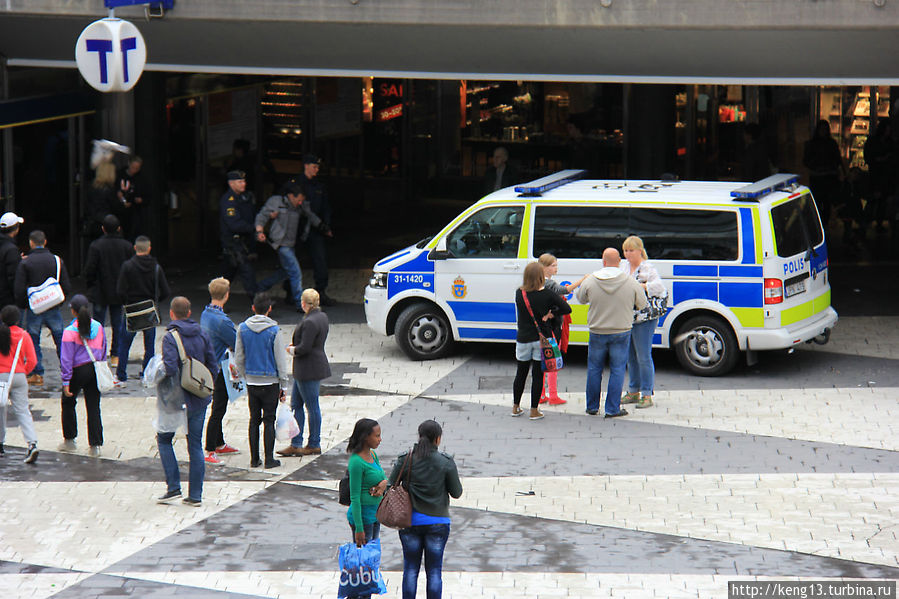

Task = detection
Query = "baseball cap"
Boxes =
[302,154,321,165]
[0,212,23,230]
[227,170,246,181]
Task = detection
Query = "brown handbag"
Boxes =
[376,449,413,529]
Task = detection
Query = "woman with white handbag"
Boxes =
[58,295,109,457]
[0,305,40,463]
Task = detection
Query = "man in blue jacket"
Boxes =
[157,296,218,507]
[200,277,239,464]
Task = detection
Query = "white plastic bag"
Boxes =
[275,401,300,442]
[142,354,166,388]
[152,375,186,433]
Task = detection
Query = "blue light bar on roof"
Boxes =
[731,174,799,200]
[514,169,586,196]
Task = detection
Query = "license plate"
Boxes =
[785,279,806,298]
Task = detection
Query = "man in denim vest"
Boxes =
[233,292,290,469]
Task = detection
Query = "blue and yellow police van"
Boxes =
[363,170,837,375]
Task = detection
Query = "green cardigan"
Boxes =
[346,451,386,532]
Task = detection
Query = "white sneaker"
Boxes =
[88,446,101,458]
[57,440,77,452]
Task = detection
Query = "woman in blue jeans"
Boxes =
[388,420,463,599]
[620,236,667,409]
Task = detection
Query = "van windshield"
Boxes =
[770,193,824,258]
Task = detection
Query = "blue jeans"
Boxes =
[25,307,64,376]
[117,326,156,380]
[628,318,658,396]
[291,378,322,449]
[158,406,207,501]
[94,304,124,362]
[585,331,631,415]
[258,246,303,307]
[346,521,381,599]
[399,523,451,599]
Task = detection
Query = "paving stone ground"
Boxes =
[1,277,898,598]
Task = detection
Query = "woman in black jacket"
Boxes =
[513,261,571,420]
[387,420,462,599]
[278,288,330,457]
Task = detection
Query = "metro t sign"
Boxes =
[75,18,147,92]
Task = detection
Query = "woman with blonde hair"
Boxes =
[536,254,587,405]
[620,236,667,409]
[512,261,571,420]
[87,162,121,238]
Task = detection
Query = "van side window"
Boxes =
[533,206,628,259]
[630,208,739,261]
[770,194,824,258]
[446,206,525,258]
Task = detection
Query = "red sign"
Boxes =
[377,104,403,122]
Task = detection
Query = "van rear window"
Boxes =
[534,206,738,261]
[770,194,824,258]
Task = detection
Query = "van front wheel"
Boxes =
[395,303,454,360]
[674,316,739,376]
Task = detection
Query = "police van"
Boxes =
[363,170,837,376]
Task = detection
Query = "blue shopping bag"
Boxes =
[337,538,387,597]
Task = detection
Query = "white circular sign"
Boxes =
[75,18,147,92]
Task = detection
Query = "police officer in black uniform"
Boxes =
[220,170,258,296]
[288,154,335,306]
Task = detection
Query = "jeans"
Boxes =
[61,363,103,446]
[93,304,124,363]
[304,231,329,291]
[25,307,63,376]
[158,405,207,501]
[117,326,156,380]
[585,331,631,415]
[628,318,658,396]
[399,523,451,599]
[204,370,230,452]
[346,521,381,599]
[290,378,321,449]
[247,383,279,463]
[258,246,303,307]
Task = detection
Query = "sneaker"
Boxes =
[510,406,524,417]
[88,446,102,457]
[27,374,44,386]
[157,489,181,504]
[57,439,77,452]
[215,444,239,454]
[622,391,641,404]
[24,443,39,464]
[112,377,125,388]
[205,452,221,464]
[604,409,629,419]
[182,497,202,507]
[635,396,654,409]
[264,459,281,469]
[529,408,545,420]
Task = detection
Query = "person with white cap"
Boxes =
[0,212,24,308]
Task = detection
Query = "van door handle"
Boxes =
[503,262,521,271]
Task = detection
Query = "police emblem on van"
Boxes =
[452,277,466,299]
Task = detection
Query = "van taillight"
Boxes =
[764,279,783,304]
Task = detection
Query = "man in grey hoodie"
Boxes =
[575,248,647,418]
[233,292,291,468]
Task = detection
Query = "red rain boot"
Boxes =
[539,372,549,404]
[546,371,567,405]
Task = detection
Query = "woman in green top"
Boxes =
[346,418,388,556]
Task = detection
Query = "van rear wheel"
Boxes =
[674,316,739,376]
[395,303,454,360]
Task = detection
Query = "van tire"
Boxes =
[395,303,454,360]
[674,315,739,376]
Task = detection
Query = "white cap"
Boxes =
[0,212,23,230]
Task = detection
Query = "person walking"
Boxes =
[116,236,170,383]
[536,253,587,405]
[575,248,647,418]
[83,214,134,370]
[58,295,107,457]
[345,418,387,590]
[387,420,463,599]
[289,155,336,306]
[620,236,667,410]
[158,296,219,507]
[200,277,240,464]
[803,119,845,228]
[277,288,330,458]
[255,182,332,311]
[219,170,258,296]
[14,230,72,387]
[0,305,40,463]
[233,292,290,469]
[512,262,571,420]
[0,212,24,309]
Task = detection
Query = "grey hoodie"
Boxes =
[233,314,291,389]
[575,266,648,334]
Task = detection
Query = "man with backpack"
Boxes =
[14,230,72,386]
[157,296,218,507]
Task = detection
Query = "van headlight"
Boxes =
[369,271,388,289]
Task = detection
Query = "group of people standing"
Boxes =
[512,235,665,420]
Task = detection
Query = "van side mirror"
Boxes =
[428,236,452,260]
